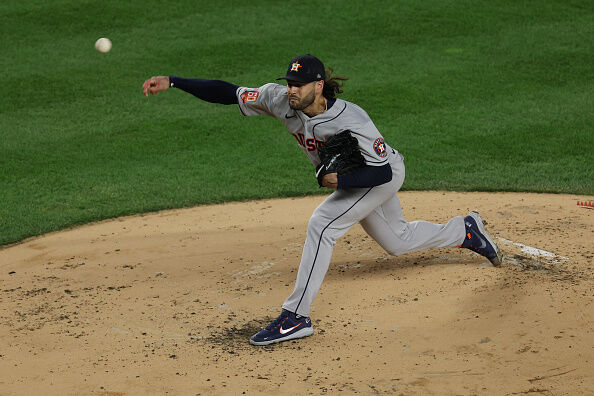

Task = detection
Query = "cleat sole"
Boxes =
[250,327,314,346]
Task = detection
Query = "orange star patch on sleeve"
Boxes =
[373,138,388,157]
[241,90,259,103]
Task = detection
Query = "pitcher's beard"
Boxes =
[289,91,315,111]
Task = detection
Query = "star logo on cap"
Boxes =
[290,62,302,72]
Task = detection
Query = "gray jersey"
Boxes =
[233,82,466,321]
[236,83,399,166]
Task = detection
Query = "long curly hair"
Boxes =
[322,68,349,99]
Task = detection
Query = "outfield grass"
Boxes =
[1,0,593,246]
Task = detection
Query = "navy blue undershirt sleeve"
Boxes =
[169,76,239,105]
[337,163,392,189]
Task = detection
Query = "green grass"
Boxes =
[1,0,593,246]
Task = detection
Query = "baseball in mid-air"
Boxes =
[95,37,112,53]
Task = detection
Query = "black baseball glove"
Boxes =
[315,130,366,187]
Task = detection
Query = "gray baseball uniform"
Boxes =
[237,83,465,316]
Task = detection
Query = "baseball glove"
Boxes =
[315,130,366,187]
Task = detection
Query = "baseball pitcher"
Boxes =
[142,54,501,346]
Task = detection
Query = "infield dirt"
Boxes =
[1,192,592,395]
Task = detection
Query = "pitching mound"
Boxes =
[1,191,592,395]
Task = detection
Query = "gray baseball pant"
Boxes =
[282,158,466,317]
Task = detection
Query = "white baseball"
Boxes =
[95,38,112,53]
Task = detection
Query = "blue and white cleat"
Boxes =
[250,309,314,346]
[461,211,502,266]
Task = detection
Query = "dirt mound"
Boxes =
[1,192,592,395]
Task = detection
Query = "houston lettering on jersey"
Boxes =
[292,133,324,152]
